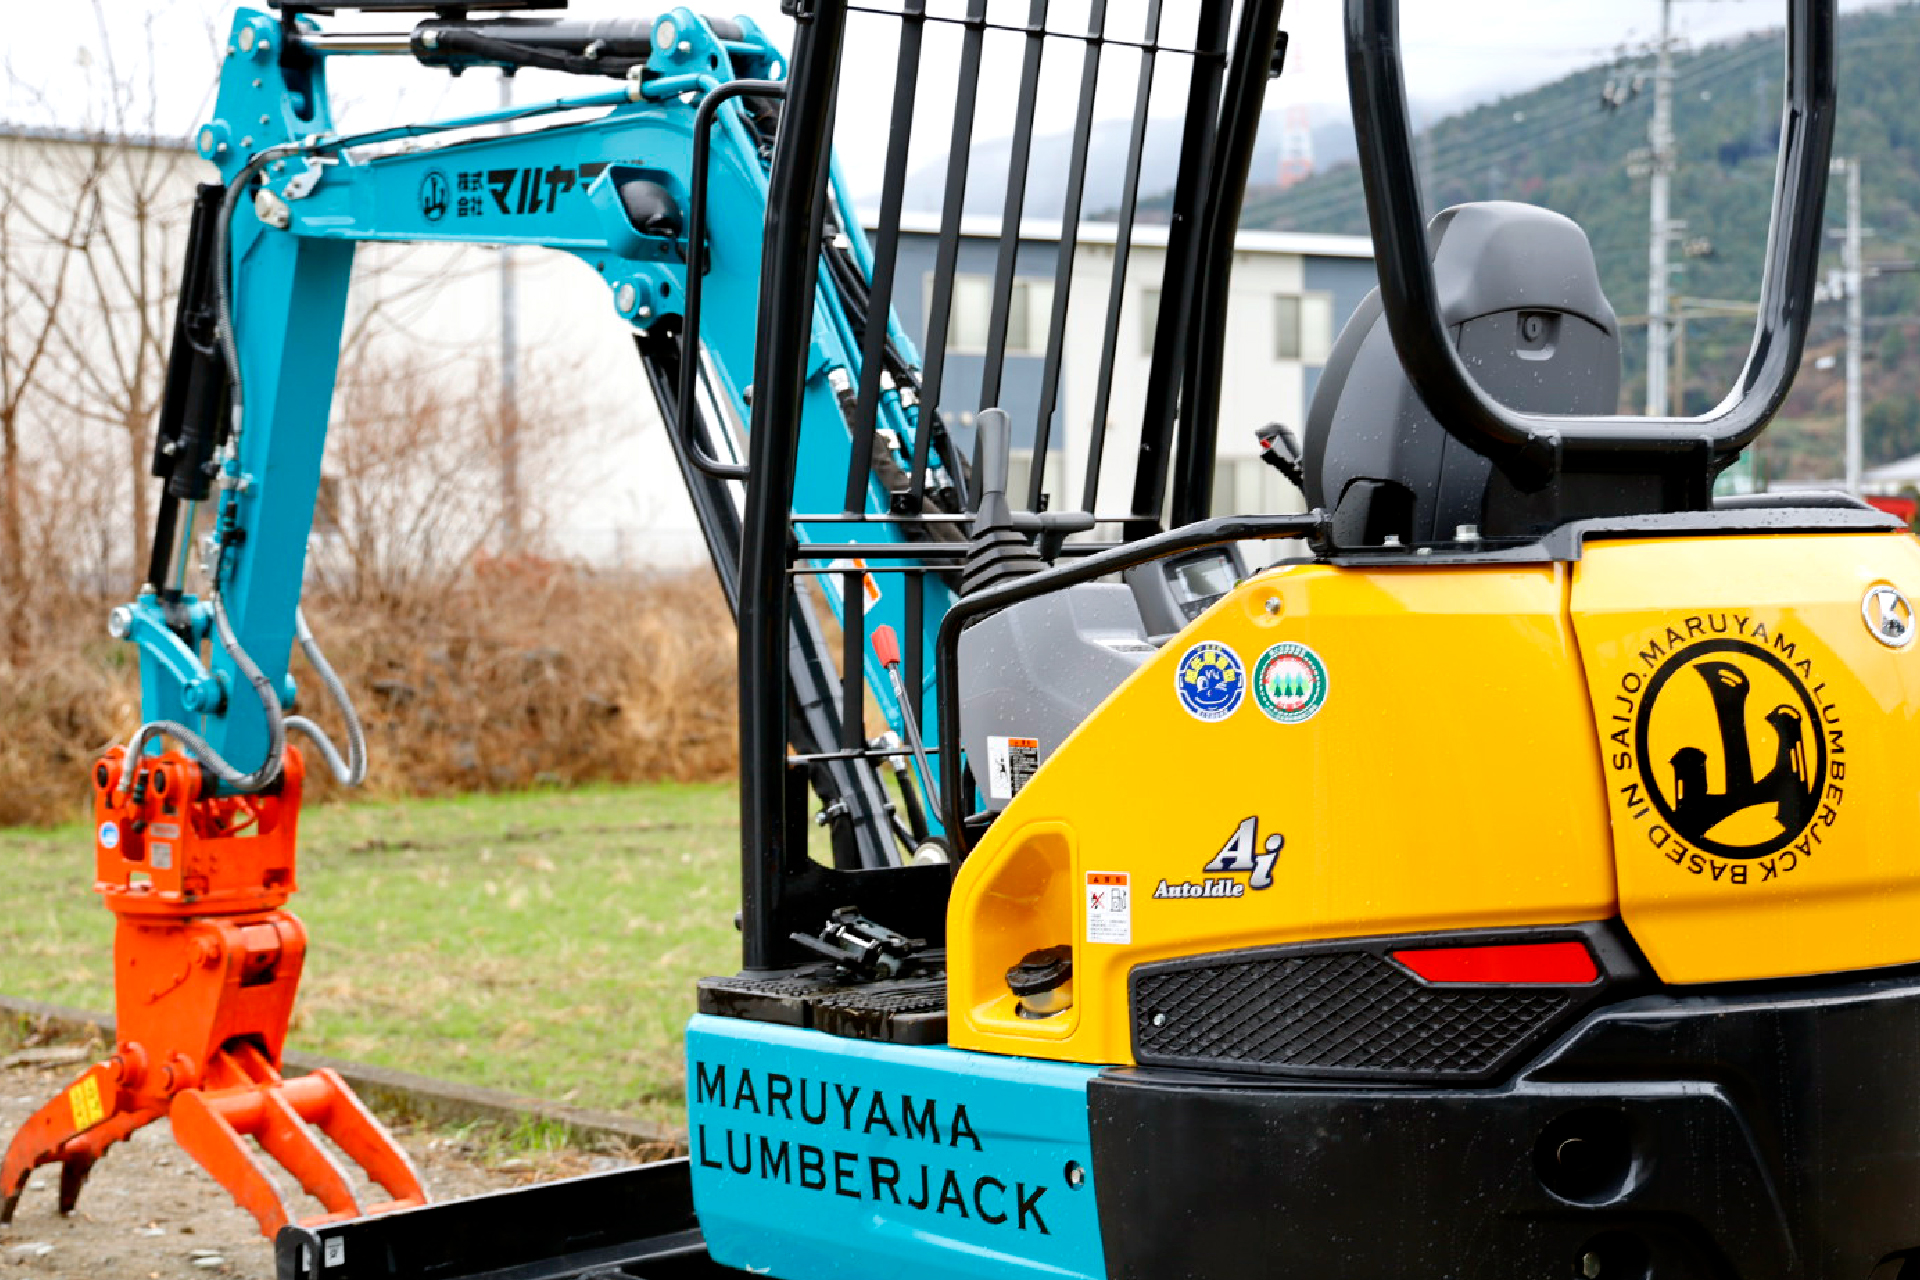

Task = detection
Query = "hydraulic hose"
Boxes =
[284,609,368,787]
[212,145,299,451]
[114,149,304,800]
[116,590,286,797]
[161,100,641,798]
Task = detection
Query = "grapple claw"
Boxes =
[0,748,423,1237]
[56,1154,95,1216]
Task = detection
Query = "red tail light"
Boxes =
[1391,940,1598,985]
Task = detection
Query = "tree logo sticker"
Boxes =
[1253,641,1328,725]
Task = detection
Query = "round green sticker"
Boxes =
[1253,642,1328,724]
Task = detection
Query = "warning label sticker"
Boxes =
[1085,871,1131,945]
[826,558,884,608]
[67,1076,104,1133]
[985,736,1040,801]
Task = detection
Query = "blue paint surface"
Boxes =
[132,9,958,795]
[686,1015,1106,1280]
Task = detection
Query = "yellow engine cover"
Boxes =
[947,531,1920,1066]
[948,561,1618,1066]
[1570,532,1920,983]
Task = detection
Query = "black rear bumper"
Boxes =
[1090,965,1920,1280]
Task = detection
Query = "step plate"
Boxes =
[697,957,947,1046]
[273,1158,732,1280]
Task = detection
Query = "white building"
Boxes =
[881,213,1376,524]
[1,127,1379,581]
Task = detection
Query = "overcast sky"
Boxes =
[0,0,1862,195]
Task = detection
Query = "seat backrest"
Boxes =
[1302,201,1620,546]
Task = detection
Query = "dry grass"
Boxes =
[0,590,139,827]
[0,564,738,827]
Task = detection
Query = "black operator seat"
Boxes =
[1302,201,1621,547]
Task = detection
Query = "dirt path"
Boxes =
[0,1049,610,1279]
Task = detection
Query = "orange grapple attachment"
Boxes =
[0,746,426,1237]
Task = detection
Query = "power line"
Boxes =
[1257,31,1782,229]
[1249,22,1899,243]
[1427,33,1776,162]
[1278,30,1778,215]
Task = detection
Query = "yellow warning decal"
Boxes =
[67,1076,105,1132]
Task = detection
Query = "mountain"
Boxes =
[1220,2,1920,478]
[888,103,1441,222]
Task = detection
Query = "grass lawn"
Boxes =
[0,784,742,1130]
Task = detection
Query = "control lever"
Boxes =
[1008,510,1097,562]
[960,408,1048,594]
[971,407,1019,534]
[1256,423,1305,488]
[789,906,924,980]
[872,625,943,846]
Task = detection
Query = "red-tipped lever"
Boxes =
[869,624,940,832]
[872,624,902,670]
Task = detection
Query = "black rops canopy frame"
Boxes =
[731,0,1836,970]
[731,0,1287,971]
[1345,0,1837,498]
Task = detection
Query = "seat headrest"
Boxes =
[1302,202,1621,547]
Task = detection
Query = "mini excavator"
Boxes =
[12,1,1920,1278]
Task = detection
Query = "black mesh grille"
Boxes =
[1131,946,1590,1082]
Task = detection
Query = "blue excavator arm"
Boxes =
[120,5,961,863]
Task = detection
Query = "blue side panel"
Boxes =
[686,1015,1106,1280]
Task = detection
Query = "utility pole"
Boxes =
[499,68,523,550]
[1645,0,1676,416]
[1671,303,1686,416]
[1842,156,1863,496]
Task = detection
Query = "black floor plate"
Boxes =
[696,954,947,1045]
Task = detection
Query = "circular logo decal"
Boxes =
[1863,583,1914,649]
[1635,636,1828,861]
[1253,642,1328,724]
[98,821,119,850]
[419,169,450,223]
[1175,641,1245,723]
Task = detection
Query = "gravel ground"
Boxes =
[0,1048,610,1279]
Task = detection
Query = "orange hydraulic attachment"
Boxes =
[0,745,426,1237]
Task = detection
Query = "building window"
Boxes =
[1276,293,1335,364]
[1008,279,1048,352]
[1306,295,1334,362]
[1274,296,1301,360]
[1007,447,1037,510]
[1209,455,1311,569]
[1005,447,1068,510]
[1209,457,1285,519]
[935,273,1054,355]
[1210,460,1238,522]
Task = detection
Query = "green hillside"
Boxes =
[1237,3,1920,479]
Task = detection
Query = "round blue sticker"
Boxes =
[98,821,119,850]
[1175,641,1246,722]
